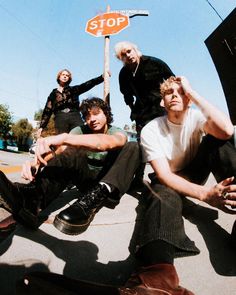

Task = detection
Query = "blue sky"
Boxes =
[0,0,235,128]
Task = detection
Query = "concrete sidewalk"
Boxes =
[0,153,236,295]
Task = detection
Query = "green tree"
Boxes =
[34,108,56,137]
[0,104,13,138]
[12,118,33,151]
[34,108,43,121]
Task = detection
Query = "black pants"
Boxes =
[35,142,141,208]
[131,135,236,258]
[54,111,83,134]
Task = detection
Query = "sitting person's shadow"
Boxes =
[0,227,137,294]
[0,187,140,294]
[182,198,236,276]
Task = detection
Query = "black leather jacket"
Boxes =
[119,55,174,126]
[40,75,104,129]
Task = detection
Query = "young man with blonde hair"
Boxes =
[114,41,174,136]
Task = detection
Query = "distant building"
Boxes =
[123,126,137,142]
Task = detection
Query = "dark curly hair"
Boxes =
[80,97,113,125]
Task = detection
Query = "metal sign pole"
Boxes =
[85,7,149,104]
[104,5,110,104]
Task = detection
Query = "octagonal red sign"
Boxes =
[86,12,129,37]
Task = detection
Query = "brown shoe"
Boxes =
[119,264,195,295]
[0,215,16,233]
[16,264,194,295]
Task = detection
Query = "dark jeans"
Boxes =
[131,135,236,258]
[35,142,141,208]
[54,111,83,134]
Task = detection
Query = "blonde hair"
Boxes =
[160,76,180,98]
[114,41,142,60]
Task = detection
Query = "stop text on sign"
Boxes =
[85,12,130,37]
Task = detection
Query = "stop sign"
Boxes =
[85,12,129,37]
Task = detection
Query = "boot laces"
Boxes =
[77,184,109,210]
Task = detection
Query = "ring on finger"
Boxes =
[222,191,229,200]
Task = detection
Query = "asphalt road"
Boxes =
[0,150,236,295]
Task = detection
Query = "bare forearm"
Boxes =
[158,171,208,201]
[187,90,233,139]
[179,76,233,139]
[151,159,208,201]
[63,133,126,151]
[35,132,126,166]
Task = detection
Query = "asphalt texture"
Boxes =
[0,150,236,295]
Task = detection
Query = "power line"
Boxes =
[0,87,35,103]
[205,0,224,21]
[0,2,68,63]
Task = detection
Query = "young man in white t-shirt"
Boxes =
[138,76,236,293]
[141,76,236,210]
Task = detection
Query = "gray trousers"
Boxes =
[130,135,236,258]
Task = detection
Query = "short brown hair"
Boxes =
[56,69,72,86]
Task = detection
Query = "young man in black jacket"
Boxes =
[115,41,174,137]
[114,41,174,184]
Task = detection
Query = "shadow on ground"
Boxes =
[183,198,236,276]
[1,185,236,295]
[0,188,140,295]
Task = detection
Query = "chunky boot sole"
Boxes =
[103,197,120,209]
[53,211,95,235]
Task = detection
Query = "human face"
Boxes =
[120,46,139,65]
[85,107,108,133]
[59,71,70,85]
[163,82,191,112]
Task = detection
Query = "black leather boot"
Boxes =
[54,183,119,235]
[0,171,42,229]
[231,220,236,248]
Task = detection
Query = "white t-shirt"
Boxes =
[141,108,206,172]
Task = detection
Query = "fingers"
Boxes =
[21,160,34,181]
[217,191,236,214]
[221,176,234,186]
[36,153,48,166]
[220,205,236,215]
[36,128,42,139]
[223,192,236,204]
[34,138,51,166]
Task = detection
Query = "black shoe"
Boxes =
[148,172,157,183]
[231,220,236,248]
[0,171,42,229]
[128,177,144,192]
[54,183,119,235]
[0,171,22,213]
